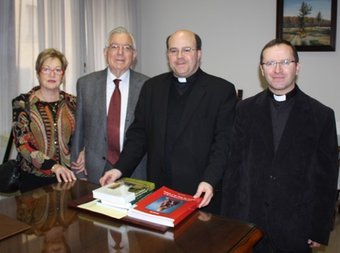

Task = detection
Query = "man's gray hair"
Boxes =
[106,26,136,49]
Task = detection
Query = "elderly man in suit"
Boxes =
[221,39,339,253]
[100,29,237,215]
[71,26,148,184]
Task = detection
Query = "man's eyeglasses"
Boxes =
[107,43,134,53]
[168,47,197,56]
[261,59,296,68]
[40,66,64,76]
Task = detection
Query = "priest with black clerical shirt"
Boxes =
[100,29,237,215]
[221,38,338,253]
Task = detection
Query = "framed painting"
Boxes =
[276,0,337,51]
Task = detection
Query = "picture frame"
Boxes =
[276,0,337,51]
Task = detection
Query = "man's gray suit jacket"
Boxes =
[71,68,149,184]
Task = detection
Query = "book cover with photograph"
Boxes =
[128,186,202,227]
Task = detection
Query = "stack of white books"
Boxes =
[93,177,155,211]
[77,178,155,219]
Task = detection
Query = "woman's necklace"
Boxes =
[36,90,60,115]
[50,102,59,114]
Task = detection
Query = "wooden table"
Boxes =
[0,180,262,253]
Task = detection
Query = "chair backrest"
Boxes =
[237,89,243,101]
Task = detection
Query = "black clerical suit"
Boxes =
[115,68,237,214]
[222,86,338,252]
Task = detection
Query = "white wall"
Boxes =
[139,0,340,125]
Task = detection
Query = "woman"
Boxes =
[12,48,77,192]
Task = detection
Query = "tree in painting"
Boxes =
[298,1,312,34]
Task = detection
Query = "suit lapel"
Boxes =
[254,92,275,158]
[157,76,171,141]
[151,75,171,162]
[125,70,138,133]
[95,70,109,137]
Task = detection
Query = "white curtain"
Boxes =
[15,0,69,94]
[82,0,138,77]
[0,0,139,159]
[0,0,17,160]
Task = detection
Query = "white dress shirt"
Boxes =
[106,69,130,151]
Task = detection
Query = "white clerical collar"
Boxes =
[273,94,286,102]
[177,77,187,83]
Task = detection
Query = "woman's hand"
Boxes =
[51,164,77,183]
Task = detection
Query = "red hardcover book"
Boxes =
[127,186,202,227]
